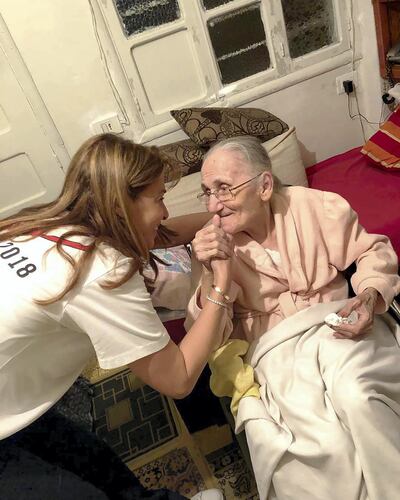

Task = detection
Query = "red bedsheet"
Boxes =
[163,317,186,344]
[307,147,400,259]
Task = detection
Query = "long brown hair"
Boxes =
[0,133,176,304]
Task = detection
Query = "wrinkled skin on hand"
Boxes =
[192,214,233,272]
[331,287,379,339]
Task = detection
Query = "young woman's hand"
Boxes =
[210,243,233,290]
[192,214,232,271]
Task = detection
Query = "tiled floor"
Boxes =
[90,367,258,499]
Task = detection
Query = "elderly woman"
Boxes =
[186,136,400,500]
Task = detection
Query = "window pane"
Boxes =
[208,5,270,85]
[282,0,336,58]
[202,0,235,10]
[113,0,181,37]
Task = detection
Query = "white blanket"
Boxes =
[235,300,400,500]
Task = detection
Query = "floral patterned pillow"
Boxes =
[159,138,205,180]
[170,107,288,146]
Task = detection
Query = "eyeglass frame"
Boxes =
[196,173,263,204]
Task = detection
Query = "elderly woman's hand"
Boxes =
[330,288,379,339]
[192,214,233,271]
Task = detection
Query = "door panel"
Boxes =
[0,45,65,218]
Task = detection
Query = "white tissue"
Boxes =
[388,83,400,100]
[324,311,358,327]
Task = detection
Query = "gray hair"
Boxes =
[204,135,281,190]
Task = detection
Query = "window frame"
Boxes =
[92,0,352,142]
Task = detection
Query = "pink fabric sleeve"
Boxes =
[322,190,400,312]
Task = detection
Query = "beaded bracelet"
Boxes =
[211,284,230,302]
[206,294,228,308]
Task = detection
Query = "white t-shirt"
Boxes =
[0,230,170,439]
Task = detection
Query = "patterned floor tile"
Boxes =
[134,447,207,499]
[92,369,178,462]
[207,442,259,499]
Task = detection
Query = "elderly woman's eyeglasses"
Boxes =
[197,173,262,205]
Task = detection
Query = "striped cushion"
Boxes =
[361,107,400,169]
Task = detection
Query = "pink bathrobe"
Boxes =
[187,186,400,500]
[187,186,400,343]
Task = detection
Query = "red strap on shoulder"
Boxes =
[32,231,90,251]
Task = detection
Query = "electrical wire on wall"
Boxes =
[346,0,386,142]
[347,94,381,126]
[88,0,130,127]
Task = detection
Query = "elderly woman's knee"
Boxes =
[330,377,372,418]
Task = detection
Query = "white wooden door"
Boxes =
[0,44,65,218]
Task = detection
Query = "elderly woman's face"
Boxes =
[201,149,268,235]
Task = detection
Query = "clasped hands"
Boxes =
[192,214,233,274]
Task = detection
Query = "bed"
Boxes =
[307,146,400,260]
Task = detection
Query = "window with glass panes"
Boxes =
[96,0,348,136]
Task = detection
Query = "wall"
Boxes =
[0,0,123,158]
[351,0,386,140]
[0,0,384,166]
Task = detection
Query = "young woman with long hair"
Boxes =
[0,133,230,500]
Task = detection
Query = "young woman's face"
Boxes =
[127,173,169,249]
